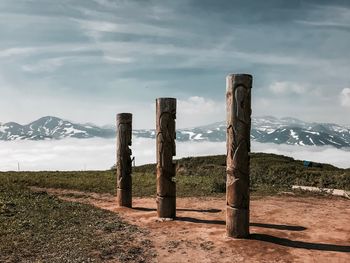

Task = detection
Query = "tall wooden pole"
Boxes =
[116,113,132,208]
[226,74,252,238]
[156,98,177,219]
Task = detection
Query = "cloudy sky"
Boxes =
[1,0,350,129]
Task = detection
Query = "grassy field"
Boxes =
[2,153,349,197]
[1,152,349,262]
[0,176,155,262]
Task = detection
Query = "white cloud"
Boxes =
[269,81,306,95]
[92,0,120,9]
[21,57,65,73]
[0,44,96,60]
[177,96,224,128]
[21,55,132,73]
[147,96,224,129]
[296,20,350,28]
[253,98,270,108]
[295,5,350,29]
[340,88,350,107]
[252,142,350,169]
[0,138,225,171]
[178,96,220,114]
[0,138,115,171]
[0,139,349,171]
[103,56,134,64]
[74,19,180,39]
[0,47,38,58]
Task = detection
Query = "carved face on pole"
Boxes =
[118,119,132,177]
[235,85,250,124]
[230,84,251,173]
[116,113,132,208]
[226,74,252,238]
[158,111,176,168]
[156,98,177,219]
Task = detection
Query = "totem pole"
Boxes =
[116,113,133,208]
[156,98,177,219]
[226,74,252,238]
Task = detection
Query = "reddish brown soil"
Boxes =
[31,187,350,263]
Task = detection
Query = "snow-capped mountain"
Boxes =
[177,116,350,148]
[136,116,350,148]
[250,116,350,148]
[1,116,349,148]
[0,116,115,140]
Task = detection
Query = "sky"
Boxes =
[1,0,350,129]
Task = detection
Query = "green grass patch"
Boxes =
[1,171,115,194]
[0,178,155,262]
[1,153,349,198]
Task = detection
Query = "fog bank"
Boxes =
[0,138,348,171]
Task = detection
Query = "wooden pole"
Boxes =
[226,74,252,238]
[156,98,177,219]
[116,113,132,207]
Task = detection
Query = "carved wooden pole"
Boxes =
[116,113,132,208]
[226,74,252,238]
[156,98,176,219]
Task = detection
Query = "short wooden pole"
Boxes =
[116,113,132,207]
[156,98,177,219]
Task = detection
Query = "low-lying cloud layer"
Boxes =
[0,139,349,171]
[252,143,350,169]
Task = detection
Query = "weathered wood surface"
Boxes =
[226,74,252,238]
[156,98,177,219]
[116,113,133,207]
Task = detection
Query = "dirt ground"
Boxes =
[31,187,350,263]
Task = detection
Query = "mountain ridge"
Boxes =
[1,116,349,148]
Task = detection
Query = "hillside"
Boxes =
[134,153,350,195]
[3,153,349,196]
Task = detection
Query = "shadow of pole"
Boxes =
[250,222,306,231]
[175,216,225,225]
[130,208,349,253]
[132,207,222,213]
[250,234,350,253]
[132,207,156,212]
[177,208,221,213]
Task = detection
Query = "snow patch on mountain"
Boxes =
[1,116,349,148]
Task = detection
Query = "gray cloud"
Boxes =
[0,0,349,126]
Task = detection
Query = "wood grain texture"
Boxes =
[116,113,132,208]
[156,98,176,219]
[226,74,252,238]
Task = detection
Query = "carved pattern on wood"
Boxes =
[156,98,176,218]
[116,113,132,207]
[226,74,252,238]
